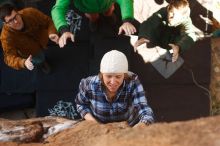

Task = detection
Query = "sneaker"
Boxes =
[40,61,51,74]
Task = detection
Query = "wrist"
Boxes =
[122,18,134,23]
[23,59,27,69]
[59,25,70,35]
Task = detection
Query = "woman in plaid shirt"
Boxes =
[75,50,154,126]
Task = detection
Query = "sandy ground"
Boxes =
[0,115,220,146]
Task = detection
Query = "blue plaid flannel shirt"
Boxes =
[75,72,154,126]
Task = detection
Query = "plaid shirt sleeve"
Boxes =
[75,78,92,118]
[131,76,154,125]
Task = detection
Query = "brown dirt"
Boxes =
[0,115,220,146]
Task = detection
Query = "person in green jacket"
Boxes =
[51,0,137,48]
[134,0,197,62]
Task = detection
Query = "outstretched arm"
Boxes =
[24,55,34,70]
[133,38,150,52]
[84,113,99,123]
[129,76,154,126]
[168,43,180,62]
[118,22,136,35]
[116,0,133,21]
[75,79,97,122]
[116,0,136,35]
[51,0,74,47]
[58,32,74,48]
[175,18,197,52]
[51,0,71,33]
[1,36,26,70]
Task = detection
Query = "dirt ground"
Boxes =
[0,115,220,146]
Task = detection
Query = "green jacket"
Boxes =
[51,0,134,32]
[138,7,197,52]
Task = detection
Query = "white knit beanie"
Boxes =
[100,50,128,73]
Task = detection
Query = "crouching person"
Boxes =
[75,50,154,127]
[0,2,59,74]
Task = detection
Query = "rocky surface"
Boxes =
[0,115,220,146]
[0,116,80,143]
[211,38,220,102]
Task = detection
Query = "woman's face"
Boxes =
[102,73,124,94]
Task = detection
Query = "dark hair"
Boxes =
[168,0,189,9]
[0,2,16,22]
[168,0,190,17]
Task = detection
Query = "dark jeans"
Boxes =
[31,51,45,66]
